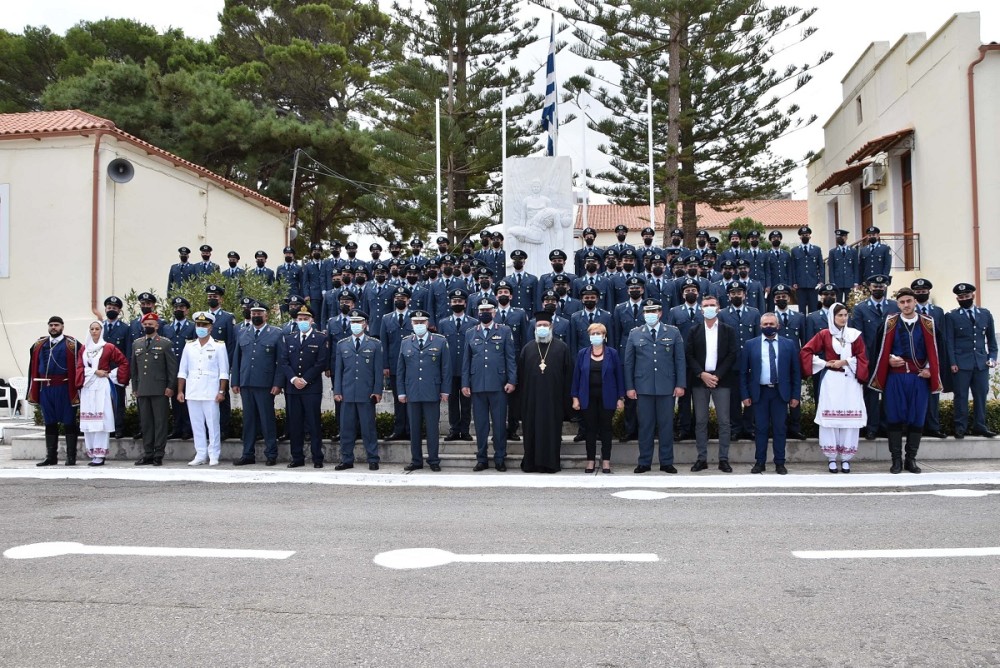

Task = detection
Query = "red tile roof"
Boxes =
[575,199,807,231]
[814,161,871,193]
[846,128,913,165]
[0,110,288,213]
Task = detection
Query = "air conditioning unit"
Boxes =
[862,163,885,190]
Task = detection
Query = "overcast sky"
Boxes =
[4,1,997,201]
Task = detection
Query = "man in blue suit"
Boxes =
[607,224,636,256]
[462,302,517,471]
[439,289,478,442]
[192,244,220,277]
[333,310,383,470]
[743,230,770,284]
[850,274,899,439]
[858,226,893,284]
[101,296,130,438]
[612,277,645,441]
[719,283,761,440]
[790,225,824,314]
[739,312,802,474]
[222,251,245,280]
[945,282,998,439]
[827,229,859,304]
[575,227,605,275]
[537,249,577,305]
[362,262,394,337]
[910,278,950,438]
[623,299,687,474]
[279,306,329,468]
[398,310,451,471]
[609,249,641,306]
[231,301,283,466]
[569,286,613,355]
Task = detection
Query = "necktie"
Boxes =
[398,313,404,327]
[105,322,111,336]
[632,304,639,320]
[145,338,151,350]
[301,334,306,345]
[969,309,977,326]
[588,312,594,324]
[516,273,522,286]
[920,306,927,316]
[501,311,508,324]
[419,338,425,350]
[875,303,883,319]
[782,312,789,329]
[767,338,777,383]
[342,317,348,331]
[689,307,695,321]
[254,329,260,341]
[355,338,361,352]
[736,309,742,319]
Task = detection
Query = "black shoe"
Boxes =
[659,465,678,474]
[787,431,805,440]
[314,462,324,469]
[473,462,489,472]
[690,460,708,472]
[924,429,947,439]
[904,458,921,474]
[386,432,406,441]
[277,434,290,443]
[775,464,788,475]
[573,433,586,442]
[134,458,155,466]
[954,431,965,439]
[287,461,305,468]
[675,431,695,442]
[840,462,851,474]
[430,464,442,472]
[508,432,521,441]
[750,462,765,474]
[265,458,277,466]
[113,431,124,439]
[730,433,741,442]
[233,457,256,466]
[972,429,997,438]
[133,432,143,440]
[63,460,77,466]
[36,458,58,467]
[459,433,474,441]
[167,432,183,440]
[718,460,733,473]
[369,463,379,471]
[334,463,354,471]
[864,430,877,441]
[403,463,423,472]
[633,465,651,474]
[601,467,612,474]
[88,460,105,467]
[444,433,461,441]
[152,459,163,467]
[496,462,507,472]
[890,459,903,474]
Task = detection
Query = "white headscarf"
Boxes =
[84,321,107,356]
[827,304,861,345]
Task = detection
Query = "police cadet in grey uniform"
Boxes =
[790,226,825,314]
[168,246,196,295]
[827,229,859,304]
[805,284,839,403]
[231,300,283,466]
[623,299,687,474]
[719,282,761,440]
[859,226,893,283]
[381,286,414,440]
[102,296,130,438]
[279,305,329,468]
[222,251,244,279]
[131,312,178,466]
[333,310,384,470]
[250,250,275,284]
[205,283,237,438]
[440,289,478,442]
[945,282,998,439]
[398,310,451,471]
[167,296,196,440]
[276,246,303,315]
[193,244,219,276]
[462,302,518,471]
[771,284,807,439]
[911,278,950,438]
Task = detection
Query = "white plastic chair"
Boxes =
[6,376,29,417]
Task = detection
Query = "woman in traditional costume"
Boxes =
[800,304,869,473]
[77,322,130,466]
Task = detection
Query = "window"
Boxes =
[856,96,863,124]
[859,185,873,234]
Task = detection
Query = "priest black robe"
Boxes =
[518,337,573,473]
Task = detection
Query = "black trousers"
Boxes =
[287,392,324,464]
[583,398,614,460]
[448,376,472,434]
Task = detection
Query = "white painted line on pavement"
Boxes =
[612,488,1000,499]
[3,541,295,561]
[373,547,659,570]
[792,547,1000,560]
[4,468,1000,490]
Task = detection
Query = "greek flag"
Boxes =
[542,15,558,156]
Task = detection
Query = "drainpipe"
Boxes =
[968,43,1000,306]
[91,130,109,319]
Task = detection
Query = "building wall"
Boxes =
[807,12,1000,314]
[0,134,285,379]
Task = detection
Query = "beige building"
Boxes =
[808,12,1000,312]
[0,109,288,379]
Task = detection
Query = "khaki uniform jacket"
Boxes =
[130,335,178,396]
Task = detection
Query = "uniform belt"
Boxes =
[889,359,926,374]
[760,383,777,388]
[34,374,69,386]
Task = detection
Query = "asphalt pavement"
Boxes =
[2,477,1000,667]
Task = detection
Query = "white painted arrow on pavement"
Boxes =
[373,547,659,570]
[793,547,1000,560]
[3,542,295,560]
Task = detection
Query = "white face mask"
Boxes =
[413,324,428,337]
[350,323,364,336]
[644,313,659,326]
[702,306,718,319]
[589,334,604,346]
[535,326,551,340]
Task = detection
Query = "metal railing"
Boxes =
[850,233,920,271]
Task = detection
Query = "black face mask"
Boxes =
[390,269,400,278]
[915,293,930,304]
[958,298,975,310]
[868,237,878,244]
[251,316,264,326]
[179,255,189,263]
[332,280,343,289]
[105,310,119,320]
[492,241,502,249]
[684,293,698,304]
[443,266,454,276]
[355,276,367,286]
[229,261,238,268]
[617,234,627,242]
[140,306,153,315]
[340,304,352,314]
[623,263,635,272]
[394,300,407,310]
[723,271,734,280]
[407,276,419,285]
[512,261,524,271]
[256,260,265,268]
[497,295,511,305]
[687,268,698,277]
[836,238,846,246]
[479,312,494,324]
[450,304,466,314]
[201,255,211,262]
[651,266,664,276]
[143,326,156,336]
[242,309,252,320]
[289,307,301,317]
[771,240,781,248]
[821,296,836,308]
[643,238,653,246]
[800,237,811,244]
[585,264,598,273]
[738,271,749,280]
[543,303,557,313]
[750,240,759,247]
[775,299,789,309]
[555,286,568,297]
[730,296,744,307]
[605,261,617,271]
[284,255,294,263]
[870,289,885,300]
[672,238,681,246]
[583,300,598,310]
[551,263,564,273]
[173,310,185,320]
[426,271,438,281]
[312,253,321,260]
[479,281,492,292]
[674,269,686,278]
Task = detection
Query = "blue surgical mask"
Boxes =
[644,313,659,326]
[535,326,551,340]
[702,306,718,319]
[413,324,428,337]
[296,320,311,333]
[195,327,209,338]
[350,323,364,336]
[589,334,604,346]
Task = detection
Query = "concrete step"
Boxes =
[11,432,1000,466]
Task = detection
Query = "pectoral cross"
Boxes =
[539,360,547,374]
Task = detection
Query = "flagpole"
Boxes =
[543,14,558,157]
[436,98,442,236]
[501,87,507,232]
[581,108,588,230]
[647,87,654,231]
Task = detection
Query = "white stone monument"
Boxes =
[503,156,574,278]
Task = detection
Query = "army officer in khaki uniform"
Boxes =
[131,312,178,466]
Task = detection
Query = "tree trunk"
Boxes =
[662,9,682,247]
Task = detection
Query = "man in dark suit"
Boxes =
[858,226,893,283]
[276,246,303,313]
[231,301,283,466]
[439,290,478,442]
[827,229,859,304]
[537,249,577,304]
[279,306,329,468]
[720,230,745,267]
[607,224,636,256]
[849,274,899,439]
[362,262,394,337]
[609,249,641,306]
[945,282,998,439]
[686,294,738,472]
[611,277,645,441]
[739,312,802,474]
[192,244,220,277]
[790,226,824,314]
[398,310,451,471]
[743,231,769,284]
[911,278,950,438]
[643,253,672,310]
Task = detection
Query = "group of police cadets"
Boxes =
[87,221,996,471]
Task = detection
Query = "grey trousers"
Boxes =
[692,385,731,462]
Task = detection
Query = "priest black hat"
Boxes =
[534,311,553,323]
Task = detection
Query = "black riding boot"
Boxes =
[887,425,904,474]
[37,427,59,466]
[904,426,921,473]
[64,427,78,466]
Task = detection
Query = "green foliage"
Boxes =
[119,270,288,322]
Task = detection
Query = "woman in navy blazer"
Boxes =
[571,323,627,474]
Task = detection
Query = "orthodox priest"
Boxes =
[519,311,573,473]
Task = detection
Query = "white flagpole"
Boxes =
[501,88,507,232]
[582,112,588,230]
[436,98,442,236]
[647,87,654,231]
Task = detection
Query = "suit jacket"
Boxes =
[231,324,282,388]
[249,266,275,285]
[612,301,645,350]
[396,333,451,398]
[302,260,325,297]
[623,323,686,395]
[790,244,825,287]
[804,308,830,343]
[739,335,802,403]
[167,262,197,293]
[276,262,303,297]
[946,306,998,371]
[278,328,329,394]
[130,335,178,396]
[362,281,394,336]
[166,319,197,361]
[495,307,529,351]
[222,266,245,280]
[102,319,130,358]
[773,309,806,345]
[438,313,479,378]
[571,345,626,410]
[685,320,739,389]
[325,313,353,345]
[208,309,237,363]
[743,248,770,285]
[667,303,705,341]
[574,245,605,275]
[740,279,766,313]
[506,272,538,312]
[538,272,578,304]
[334,335,383,401]
[192,261,219,277]
[461,324,517,392]
[380,310,414,375]
[718,305,762,347]
[859,243,892,281]
[827,245,860,288]
[849,299,899,360]
[765,249,793,288]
